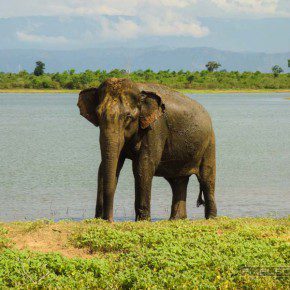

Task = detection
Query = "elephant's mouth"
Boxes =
[78,103,91,120]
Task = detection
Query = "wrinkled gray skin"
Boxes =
[77,78,217,222]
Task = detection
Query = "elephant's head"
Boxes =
[77,78,165,220]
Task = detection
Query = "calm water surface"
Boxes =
[0,93,289,221]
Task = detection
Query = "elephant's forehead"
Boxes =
[98,97,120,113]
[98,96,133,118]
[100,90,135,110]
[101,78,132,96]
[119,93,135,107]
[101,78,138,98]
[103,77,133,89]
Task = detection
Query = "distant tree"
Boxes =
[272,65,283,77]
[288,59,290,68]
[187,75,195,84]
[120,69,128,75]
[34,61,45,76]
[69,69,75,75]
[205,61,221,72]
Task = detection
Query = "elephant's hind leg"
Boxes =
[166,176,189,220]
[199,138,217,219]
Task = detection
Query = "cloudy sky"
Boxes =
[0,0,289,52]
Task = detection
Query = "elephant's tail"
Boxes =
[196,185,205,207]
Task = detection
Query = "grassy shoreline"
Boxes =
[0,217,289,288]
[0,89,80,94]
[1,88,290,94]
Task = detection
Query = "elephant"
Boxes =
[77,78,217,222]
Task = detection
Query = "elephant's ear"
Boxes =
[77,87,100,126]
[139,91,165,129]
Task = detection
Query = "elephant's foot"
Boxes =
[136,215,151,221]
[170,200,187,220]
[169,213,187,220]
[102,209,114,222]
[135,209,151,221]
[103,217,114,223]
[95,208,103,219]
[170,204,187,220]
[205,206,217,219]
[205,214,217,219]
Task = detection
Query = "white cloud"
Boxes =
[148,20,209,37]
[97,15,209,40]
[141,0,196,8]
[211,0,279,14]
[142,14,209,37]
[100,18,140,39]
[16,32,68,44]
[0,0,287,18]
[3,0,208,39]
[48,1,137,16]
[2,0,289,44]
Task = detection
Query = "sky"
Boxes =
[0,0,289,52]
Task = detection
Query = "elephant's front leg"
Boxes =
[133,156,155,221]
[133,157,155,221]
[133,133,165,221]
[95,155,125,219]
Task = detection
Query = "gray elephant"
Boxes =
[77,78,217,222]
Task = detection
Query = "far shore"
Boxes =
[1,88,290,94]
[179,88,290,94]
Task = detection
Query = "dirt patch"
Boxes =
[4,222,97,259]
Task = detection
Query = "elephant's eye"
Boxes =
[125,113,133,120]
[124,113,134,127]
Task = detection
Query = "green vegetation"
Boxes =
[0,68,290,91]
[0,217,289,289]
[0,227,10,249]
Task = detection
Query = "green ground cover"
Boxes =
[0,217,289,289]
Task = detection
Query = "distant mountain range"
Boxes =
[0,47,289,73]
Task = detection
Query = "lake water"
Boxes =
[0,93,289,221]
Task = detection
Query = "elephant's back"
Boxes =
[137,82,214,170]
[137,82,211,123]
[137,82,195,107]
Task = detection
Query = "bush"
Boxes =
[0,69,290,90]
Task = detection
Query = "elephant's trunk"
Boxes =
[100,127,124,222]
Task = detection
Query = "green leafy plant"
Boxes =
[0,226,11,249]
[0,218,289,289]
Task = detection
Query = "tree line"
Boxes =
[0,61,289,90]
